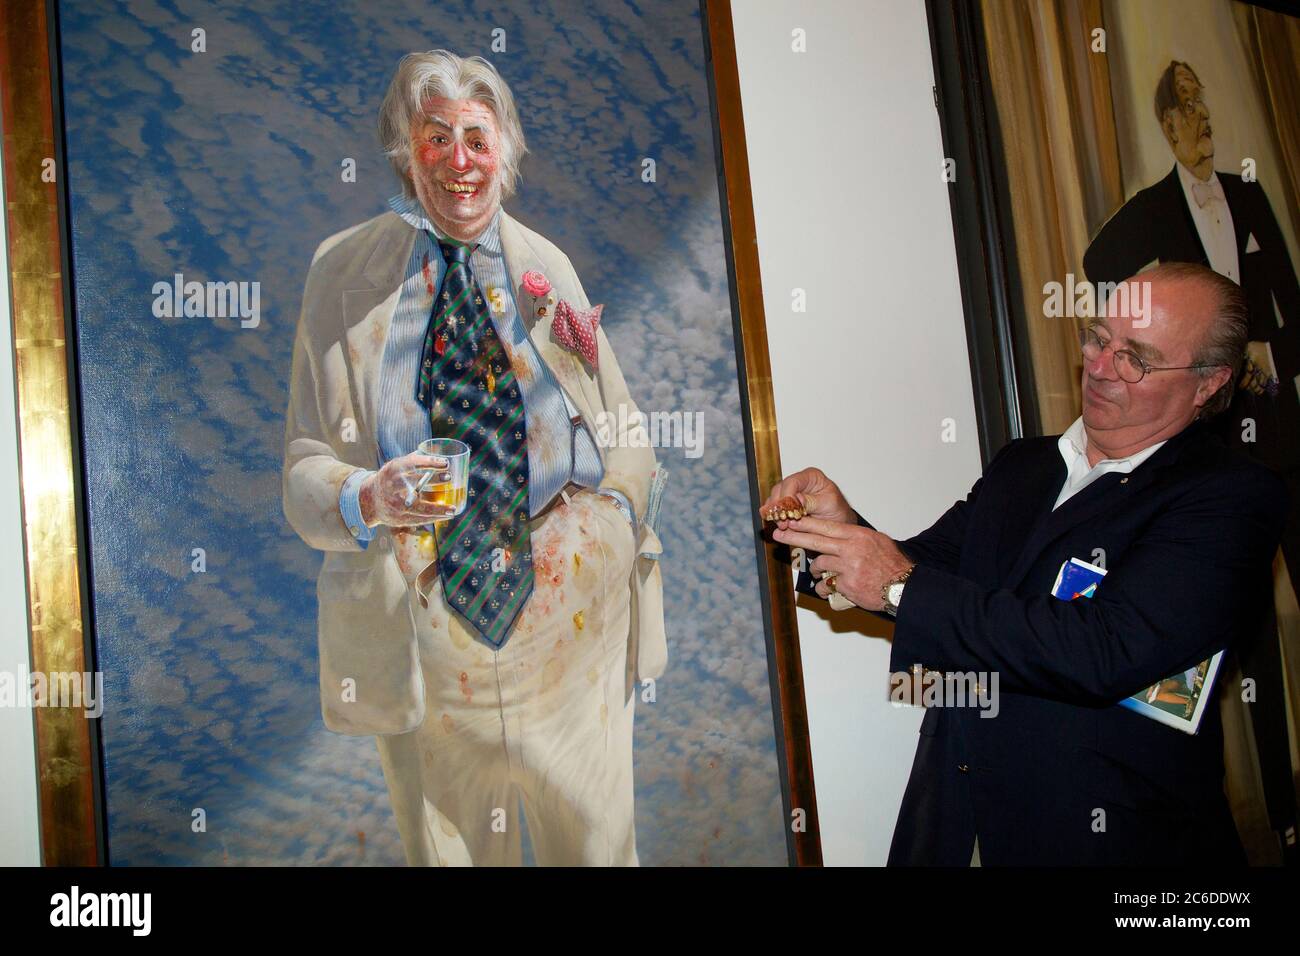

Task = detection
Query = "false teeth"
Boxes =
[763,495,806,522]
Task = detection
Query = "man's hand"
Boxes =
[772,516,913,611]
[359,451,457,528]
[759,468,853,528]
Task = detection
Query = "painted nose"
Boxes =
[449,140,472,172]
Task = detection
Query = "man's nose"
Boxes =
[449,140,472,172]
[1085,344,1117,380]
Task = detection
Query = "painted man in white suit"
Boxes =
[282,50,667,866]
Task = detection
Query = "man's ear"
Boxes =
[1194,366,1231,409]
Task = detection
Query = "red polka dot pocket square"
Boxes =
[551,299,603,370]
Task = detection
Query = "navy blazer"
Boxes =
[798,420,1286,865]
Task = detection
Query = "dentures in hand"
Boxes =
[762,496,807,522]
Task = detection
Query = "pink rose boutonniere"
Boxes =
[522,270,551,297]
[521,270,557,319]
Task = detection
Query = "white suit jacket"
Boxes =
[283,208,666,736]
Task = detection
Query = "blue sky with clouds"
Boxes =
[59,0,785,865]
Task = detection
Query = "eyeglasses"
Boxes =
[1078,325,1226,384]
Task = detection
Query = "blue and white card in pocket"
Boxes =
[1050,557,1221,735]
[1050,557,1106,600]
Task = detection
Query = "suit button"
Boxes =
[958,764,969,773]
[349,525,361,537]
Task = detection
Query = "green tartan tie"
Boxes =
[416,236,533,648]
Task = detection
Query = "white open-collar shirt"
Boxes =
[1053,416,1168,510]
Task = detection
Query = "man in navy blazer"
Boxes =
[764,263,1287,865]
[1083,61,1300,860]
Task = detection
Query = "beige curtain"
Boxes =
[978,0,1120,435]
[1245,6,1300,246]
[978,0,1299,864]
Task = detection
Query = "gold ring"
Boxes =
[822,571,839,594]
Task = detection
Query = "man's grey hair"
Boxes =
[1145,262,1247,419]
[378,50,527,199]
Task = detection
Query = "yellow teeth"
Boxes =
[441,182,478,193]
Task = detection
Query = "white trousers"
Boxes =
[374,491,639,866]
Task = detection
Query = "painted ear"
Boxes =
[1160,112,1178,144]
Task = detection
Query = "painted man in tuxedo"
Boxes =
[1084,60,1299,861]
[283,51,667,866]
[764,265,1285,865]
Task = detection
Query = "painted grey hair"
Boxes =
[378,50,527,199]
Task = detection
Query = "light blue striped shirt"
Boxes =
[339,196,625,546]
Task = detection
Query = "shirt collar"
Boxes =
[387,194,502,255]
[1057,416,1168,472]
[1175,161,1221,201]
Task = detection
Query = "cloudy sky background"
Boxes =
[59,0,787,865]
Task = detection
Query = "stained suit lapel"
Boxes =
[498,212,602,428]
[342,214,415,445]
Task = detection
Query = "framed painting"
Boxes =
[2,0,819,866]
[928,0,1300,864]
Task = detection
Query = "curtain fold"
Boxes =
[978,0,1122,435]
[1247,6,1300,247]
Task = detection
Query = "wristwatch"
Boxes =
[881,564,916,616]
